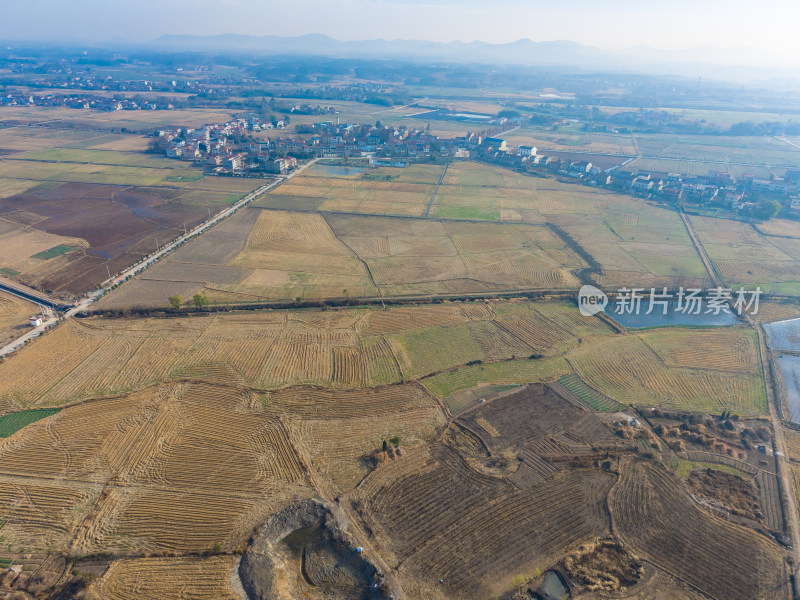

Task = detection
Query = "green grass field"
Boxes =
[423,356,570,402]
[31,244,76,260]
[16,148,179,169]
[0,409,60,437]
[557,373,626,411]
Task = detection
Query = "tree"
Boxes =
[756,199,781,220]
[192,293,209,308]
[168,295,183,309]
[389,436,401,447]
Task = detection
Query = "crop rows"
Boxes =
[715,259,800,284]
[467,321,531,361]
[0,394,148,479]
[108,489,263,552]
[613,461,787,600]
[263,383,435,421]
[569,336,766,414]
[0,481,89,549]
[264,340,333,386]
[332,347,368,386]
[556,374,624,411]
[756,470,785,532]
[0,324,106,407]
[362,446,611,597]
[94,556,238,600]
[642,329,759,373]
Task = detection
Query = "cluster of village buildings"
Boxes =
[0,92,165,111]
[155,118,297,174]
[154,119,503,173]
[605,169,800,212]
[153,115,800,212]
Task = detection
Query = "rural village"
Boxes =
[1,26,800,600]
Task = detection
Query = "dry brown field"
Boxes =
[0,106,238,131]
[0,376,443,555]
[613,461,789,600]
[0,301,785,598]
[0,301,603,407]
[91,556,239,600]
[141,161,709,305]
[0,290,37,346]
[0,125,269,297]
[690,214,800,295]
[0,301,767,419]
[97,205,586,306]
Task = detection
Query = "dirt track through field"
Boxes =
[423,163,448,218]
[679,210,722,286]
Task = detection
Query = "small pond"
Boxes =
[606,301,740,329]
[542,570,569,600]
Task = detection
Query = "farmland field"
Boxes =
[0,300,768,418]
[0,301,609,406]
[0,289,36,346]
[0,106,238,131]
[102,161,712,305]
[613,461,788,600]
[568,329,766,414]
[0,128,271,297]
[97,205,586,305]
[690,214,800,293]
[254,162,440,216]
[501,127,637,155]
[353,385,623,598]
[634,133,800,175]
[0,369,443,554]
[91,556,239,600]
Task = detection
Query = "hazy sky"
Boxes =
[2,0,798,55]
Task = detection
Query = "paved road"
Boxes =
[758,326,800,595]
[0,159,318,358]
[776,136,800,150]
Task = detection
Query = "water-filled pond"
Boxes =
[765,318,800,423]
[542,571,569,599]
[315,165,365,177]
[606,301,740,329]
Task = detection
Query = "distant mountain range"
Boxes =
[151,33,792,80]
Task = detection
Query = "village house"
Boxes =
[483,137,507,152]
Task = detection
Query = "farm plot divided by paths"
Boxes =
[0,373,445,555]
[611,461,789,600]
[628,134,800,178]
[0,301,769,417]
[95,161,716,307]
[96,207,586,306]
[0,124,278,297]
[0,175,272,296]
[688,214,800,295]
